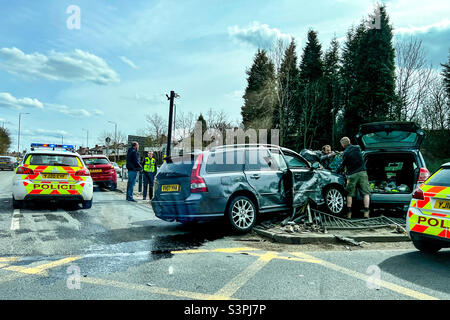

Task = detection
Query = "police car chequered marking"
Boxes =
[408,184,450,240]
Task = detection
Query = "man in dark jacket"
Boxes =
[126,141,142,201]
[338,137,371,219]
[320,145,335,170]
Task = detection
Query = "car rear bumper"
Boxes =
[0,165,14,170]
[23,194,84,202]
[91,174,116,183]
[151,195,226,223]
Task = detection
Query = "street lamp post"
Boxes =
[108,121,117,162]
[18,112,30,155]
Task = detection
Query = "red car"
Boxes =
[82,155,117,191]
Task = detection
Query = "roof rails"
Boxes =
[210,144,281,152]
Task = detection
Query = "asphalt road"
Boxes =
[0,170,449,301]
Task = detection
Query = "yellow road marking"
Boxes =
[215,252,278,298]
[81,277,235,300]
[0,257,19,262]
[0,256,80,283]
[290,252,439,300]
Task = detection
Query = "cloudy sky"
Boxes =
[0,0,449,152]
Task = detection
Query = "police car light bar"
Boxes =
[31,143,75,150]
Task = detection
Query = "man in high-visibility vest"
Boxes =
[142,151,157,200]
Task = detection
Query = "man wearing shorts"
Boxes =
[338,137,371,219]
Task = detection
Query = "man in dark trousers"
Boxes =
[126,141,142,202]
[338,137,371,219]
[142,151,157,201]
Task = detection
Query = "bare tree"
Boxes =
[268,39,296,146]
[174,111,195,141]
[146,113,167,145]
[420,72,449,130]
[395,37,434,121]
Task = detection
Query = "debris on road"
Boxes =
[334,235,363,246]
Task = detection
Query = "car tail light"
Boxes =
[412,187,424,200]
[16,166,34,174]
[190,153,208,193]
[75,168,90,176]
[417,168,430,183]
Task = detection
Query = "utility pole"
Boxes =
[18,112,30,155]
[166,91,179,159]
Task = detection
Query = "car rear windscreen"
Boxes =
[84,158,110,165]
[427,168,450,187]
[27,154,80,167]
[0,157,12,162]
[158,155,195,177]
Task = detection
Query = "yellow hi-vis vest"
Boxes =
[144,157,156,173]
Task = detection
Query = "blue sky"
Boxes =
[0,0,449,152]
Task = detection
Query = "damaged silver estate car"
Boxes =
[152,144,346,233]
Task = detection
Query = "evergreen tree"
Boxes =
[0,127,11,155]
[323,37,342,148]
[296,29,325,150]
[442,53,450,103]
[342,5,396,141]
[299,30,323,83]
[241,49,276,129]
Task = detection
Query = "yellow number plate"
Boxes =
[90,169,102,173]
[41,173,67,179]
[434,200,450,211]
[161,184,180,192]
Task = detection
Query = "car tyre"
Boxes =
[110,182,117,191]
[412,238,442,254]
[82,199,93,209]
[227,196,257,234]
[324,186,345,216]
[12,197,22,209]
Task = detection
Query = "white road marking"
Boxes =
[10,209,20,231]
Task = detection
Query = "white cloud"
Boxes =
[394,18,450,34]
[131,93,166,104]
[228,21,292,49]
[119,56,138,69]
[93,109,104,116]
[0,47,119,85]
[0,92,44,110]
[44,103,93,117]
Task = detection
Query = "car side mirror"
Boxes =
[311,162,320,170]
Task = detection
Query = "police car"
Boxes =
[12,144,94,209]
[407,162,450,253]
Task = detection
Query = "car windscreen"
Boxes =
[361,131,420,149]
[83,158,110,165]
[26,154,80,167]
[0,157,12,162]
[158,155,195,177]
[426,168,450,187]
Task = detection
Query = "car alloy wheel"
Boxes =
[229,197,256,232]
[326,187,344,215]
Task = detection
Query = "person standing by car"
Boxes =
[126,141,142,202]
[338,137,371,219]
[320,145,335,170]
[142,151,157,201]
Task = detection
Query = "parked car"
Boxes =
[355,121,430,214]
[0,156,16,171]
[82,155,117,191]
[407,162,450,253]
[112,162,121,178]
[151,145,346,233]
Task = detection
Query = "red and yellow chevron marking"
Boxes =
[17,161,87,196]
[409,211,450,239]
[408,181,450,240]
